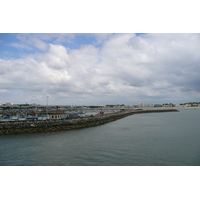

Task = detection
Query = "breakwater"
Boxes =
[0,109,178,135]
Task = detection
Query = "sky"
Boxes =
[1,33,200,105]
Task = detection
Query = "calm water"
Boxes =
[0,109,200,166]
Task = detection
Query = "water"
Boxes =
[0,109,200,166]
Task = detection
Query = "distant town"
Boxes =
[0,101,199,122]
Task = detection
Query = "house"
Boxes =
[68,112,79,118]
[154,104,162,107]
[49,113,69,120]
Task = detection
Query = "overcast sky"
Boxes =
[0,33,200,105]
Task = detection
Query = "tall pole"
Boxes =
[46,96,49,118]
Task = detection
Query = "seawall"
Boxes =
[0,109,178,135]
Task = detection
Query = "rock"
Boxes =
[0,109,178,135]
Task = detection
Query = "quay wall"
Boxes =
[0,109,178,135]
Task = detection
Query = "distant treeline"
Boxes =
[180,102,200,105]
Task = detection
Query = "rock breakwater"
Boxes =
[0,109,178,135]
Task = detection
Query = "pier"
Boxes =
[0,109,178,135]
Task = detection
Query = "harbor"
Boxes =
[0,108,178,135]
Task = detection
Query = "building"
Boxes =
[68,112,79,118]
[49,113,69,119]
[5,102,13,106]
[154,104,162,107]
[138,103,144,107]
[144,104,154,107]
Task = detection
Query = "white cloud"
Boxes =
[10,42,32,50]
[16,34,50,51]
[43,44,70,70]
[0,89,10,94]
[1,33,200,105]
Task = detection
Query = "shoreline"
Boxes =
[0,109,178,135]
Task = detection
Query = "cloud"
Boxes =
[10,42,32,50]
[16,34,50,51]
[81,33,113,45]
[1,33,200,104]
[0,89,10,94]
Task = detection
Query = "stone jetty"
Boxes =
[0,109,178,135]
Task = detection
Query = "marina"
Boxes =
[0,108,178,135]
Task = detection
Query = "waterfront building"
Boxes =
[68,112,79,118]
[138,103,144,107]
[49,113,69,119]
[154,104,162,107]
[144,104,154,107]
[5,102,13,106]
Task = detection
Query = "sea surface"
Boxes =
[0,108,200,166]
